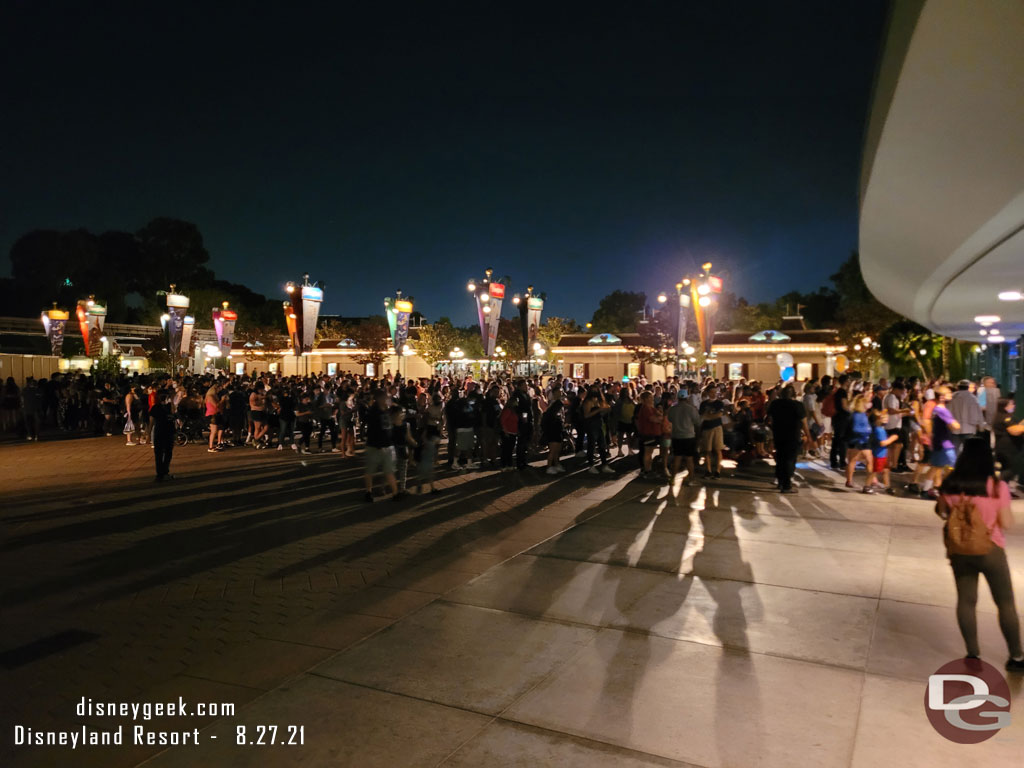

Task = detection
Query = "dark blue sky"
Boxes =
[1,2,888,326]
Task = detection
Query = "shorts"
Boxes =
[873,456,888,473]
[455,428,475,453]
[930,447,957,468]
[618,422,635,438]
[700,425,724,453]
[638,434,660,448]
[885,428,902,444]
[212,414,227,428]
[365,445,396,475]
[672,437,698,457]
[847,438,870,451]
[251,411,266,423]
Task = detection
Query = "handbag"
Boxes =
[123,413,135,434]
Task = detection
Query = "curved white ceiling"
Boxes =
[859,0,1024,342]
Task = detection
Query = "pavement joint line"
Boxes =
[487,715,708,768]
[520,550,887,601]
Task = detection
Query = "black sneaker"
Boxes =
[1006,658,1024,673]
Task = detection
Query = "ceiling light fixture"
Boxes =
[997,291,1022,301]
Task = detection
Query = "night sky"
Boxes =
[1,2,888,326]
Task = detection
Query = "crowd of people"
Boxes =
[3,366,1023,669]
[3,369,1022,499]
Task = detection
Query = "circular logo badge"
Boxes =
[924,658,1011,743]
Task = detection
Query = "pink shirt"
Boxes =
[941,478,1011,548]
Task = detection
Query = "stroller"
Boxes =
[174,412,207,447]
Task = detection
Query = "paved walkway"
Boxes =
[3,436,1023,766]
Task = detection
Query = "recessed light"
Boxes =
[998,291,1023,301]
[974,315,1000,324]
[988,335,1006,343]
[979,329,987,335]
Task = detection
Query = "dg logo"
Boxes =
[925,658,1012,743]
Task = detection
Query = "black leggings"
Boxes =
[950,546,1023,658]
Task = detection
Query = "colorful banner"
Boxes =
[165,293,190,365]
[181,315,195,357]
[76,299,107,356]
[212,304,238,356]
[283,302,299,354]
[41,308,69,357]
[384,297,398,348]
[483,282,504,357]
[299,285,322,353]
[526,295,543,355]
[394,298,413,353]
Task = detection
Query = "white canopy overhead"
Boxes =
[859,0,1024,342]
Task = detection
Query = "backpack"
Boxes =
[500,404,519,435]
[943,494,993,556]
[820,390,836,418]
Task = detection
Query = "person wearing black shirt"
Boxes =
[767,385,809,493]
[829,375,850,470]
[444,390,462,469]
[295,391,314,454]
[149,389,177,481]
[364,390,401,502]
[276,388,296,450]
[512,379,534,470]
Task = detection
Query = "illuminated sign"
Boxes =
[489,283,506,299]
[707,275,723,294]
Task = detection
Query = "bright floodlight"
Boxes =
[533,341,542,351]
[483,304,492,314]
[480,293,489,302]
[697,283,711,296]
[657,293,667,303]
[512,296,521,305]
[698,295,711,307]
[495,346,503,353]
[998,291,1022,301]
[467,281,476,292]
[919,349,928,355]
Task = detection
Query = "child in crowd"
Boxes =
[864,409,898,494]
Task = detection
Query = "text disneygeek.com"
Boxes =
[13,696,236,749]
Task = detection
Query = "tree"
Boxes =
[879,320,938,380]
[537,316,581,360]
[590,290,646,333]
[415,318,462,366]
[349,317,391,371]
[829,251,902,376]
[625,313,676,368]
[134,218,213,295]
[496,317,525,360]
[315,320,350,349]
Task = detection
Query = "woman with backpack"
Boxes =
[937,436,1023,671]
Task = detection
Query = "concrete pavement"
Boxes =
[3,436,1024,766]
